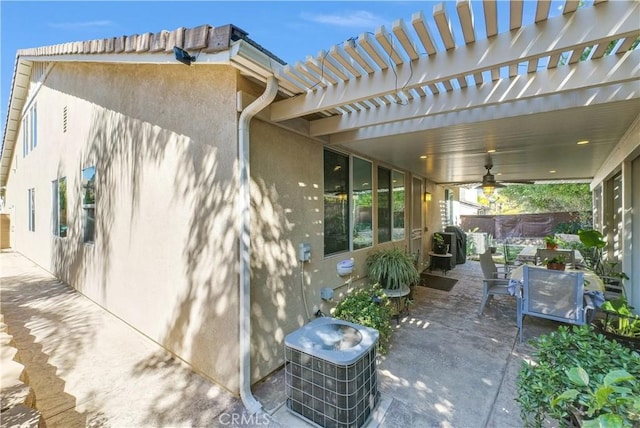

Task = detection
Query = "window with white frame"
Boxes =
[28,188,35,231]
[82,166,96,243]
[22,103,37,157]
[324,150,407,255]
[52,177,67,237]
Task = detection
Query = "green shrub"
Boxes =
[551,367,640,427]
[333,284,393,354]
[516,325,640,427]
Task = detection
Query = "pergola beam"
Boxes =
[270,1,639,122]
[326,82,639,146]
[310,50,639,136]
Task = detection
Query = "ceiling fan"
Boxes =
[475,155,534,196]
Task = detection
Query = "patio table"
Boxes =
[516,246,585,265]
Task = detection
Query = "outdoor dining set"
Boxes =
[478,244,609,342]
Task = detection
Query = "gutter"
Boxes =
[238,75,278,414]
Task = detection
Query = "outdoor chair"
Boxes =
[517,265,591,342]
[535,249,575,268]
[478,250,513,315]
[502,239,518,272]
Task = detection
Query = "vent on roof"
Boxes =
[63,106,68,133]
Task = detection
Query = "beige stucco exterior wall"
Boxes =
[5,60,444,391]
[5,62,243,393]
[249,118,432,381]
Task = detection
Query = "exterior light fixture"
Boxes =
[424,191,432,202]
[174,46,196,66]
[482,184,496,196]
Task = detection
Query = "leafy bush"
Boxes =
[551,367,640,427]
[333,284,393,354]
[516,325,640,427]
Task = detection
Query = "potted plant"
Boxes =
[594,297,640,351]
[432,233,448,254]
[516,325,640,428]
[544,234,562,250]
[543,255,566,271]
[366,246,420,290]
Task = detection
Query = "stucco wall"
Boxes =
[5,62,242,393]
[249,119,436,381]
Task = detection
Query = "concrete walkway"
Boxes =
[1,250,555,427]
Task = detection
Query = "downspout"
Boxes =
[238,75,278,414]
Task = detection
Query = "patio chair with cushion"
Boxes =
[478,250,512,315]
[517,265,592,342]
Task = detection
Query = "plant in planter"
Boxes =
[544,234,562,250]
[333,284,392,354]
[432,233,448,254]
[550,367,640,427]
[543,255,567,271]
[366,247,420,290]
[594,297,640,351]
[516,325,640,428]
[578,229,629,284]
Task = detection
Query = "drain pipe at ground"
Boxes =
[238,75,278,415]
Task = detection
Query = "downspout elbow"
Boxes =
[238,75,278,414]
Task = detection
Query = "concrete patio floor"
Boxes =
[1,250,560,427]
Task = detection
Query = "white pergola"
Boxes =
[246,0,640,187]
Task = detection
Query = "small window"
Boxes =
[82,167,96,243]
[52,177,67,237]
[22,116,29,157]
[31,103,37,150]
[28,188,35,232]
[22,104,37,156]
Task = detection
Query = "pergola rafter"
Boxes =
[268,0,639,134]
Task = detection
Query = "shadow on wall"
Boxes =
[48,105,239,422]
[249,176,300,380]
